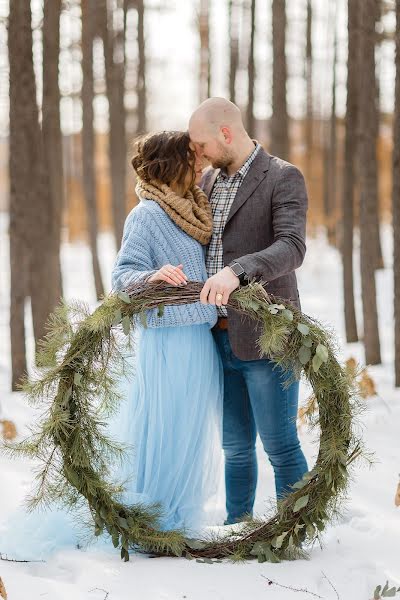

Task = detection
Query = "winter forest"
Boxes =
[0,1,400,599]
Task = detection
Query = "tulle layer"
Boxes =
[0,324,224,559]
[109,323,224,534]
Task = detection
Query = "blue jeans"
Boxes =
[213,330,308,525]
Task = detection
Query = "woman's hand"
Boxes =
[148,264,188,286]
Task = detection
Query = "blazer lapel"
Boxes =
[225,149,271,226]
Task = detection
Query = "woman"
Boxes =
[111,130,223,534]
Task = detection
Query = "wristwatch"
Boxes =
[228,261,248,285]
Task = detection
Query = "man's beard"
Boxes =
[210,144,234,170]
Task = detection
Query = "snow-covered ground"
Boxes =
[0,214,399,600]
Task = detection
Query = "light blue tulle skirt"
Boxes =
[110,323,224,533]
[0,323,224,559]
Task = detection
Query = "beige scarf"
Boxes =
[136,178,213,245]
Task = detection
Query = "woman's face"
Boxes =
[189,142,204,185]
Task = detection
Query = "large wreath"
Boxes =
[6,281,364,562]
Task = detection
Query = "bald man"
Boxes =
[189,97,308,524]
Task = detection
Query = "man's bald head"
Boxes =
[189,97,244,134]
[188,97,253,172]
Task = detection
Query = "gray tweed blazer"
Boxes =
[201,147,308,361]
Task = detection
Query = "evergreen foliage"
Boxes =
[2,281,365,562]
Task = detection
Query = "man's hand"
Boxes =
[200,267,240,307]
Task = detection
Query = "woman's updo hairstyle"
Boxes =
[131,130,196,187]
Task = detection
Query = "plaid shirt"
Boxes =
[206,142,261,316]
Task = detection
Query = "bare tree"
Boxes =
[199,0,211,103]
[271,0,289,160]
[136,0,147,134]
[323,1,338,246]
[305,0,313,175]
[228,0,239,103]
[246,0,256,136]
[9,1,59,387]
[341,0,359,343]
[81,0,105,299]
[358,0,381,364]
[42,0,63,302]
[393,0,400,384]
[98,0,128,246]
[372,0,385,269]
[8,1,29,388]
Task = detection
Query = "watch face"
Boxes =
[231,263,244,276]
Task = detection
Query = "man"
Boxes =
[188,97,308,525]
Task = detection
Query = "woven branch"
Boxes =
[2,281,366,563]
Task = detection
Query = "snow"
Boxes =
[1,213,399,599]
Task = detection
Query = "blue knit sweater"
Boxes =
[111,199,218,329]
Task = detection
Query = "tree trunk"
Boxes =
[246,0,256,136]
[271,0,289,160]
[393,0,400,385]
[8,1,29,388]
[358,0,381,365]
[228,0,239,103]
[372,0,384,270]
[42,0,63,304]
[136,0,147,134]
[341,0,359,343]
[81,0,105,300]
[9,1,58,386]
[324,1,338,246]
[98,0,128,247]
[199,0,211,103]
[305,0,313,176]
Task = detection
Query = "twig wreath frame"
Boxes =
[5,281,364,562]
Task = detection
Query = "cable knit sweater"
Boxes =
[111,198,218,329]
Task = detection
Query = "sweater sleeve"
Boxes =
[111,207,157,291]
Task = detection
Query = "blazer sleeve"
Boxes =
[111,208,157,291]
[235,165,308,282]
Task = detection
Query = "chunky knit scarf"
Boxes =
[135,178,213,245]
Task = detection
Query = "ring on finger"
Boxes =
[216,293,223,301]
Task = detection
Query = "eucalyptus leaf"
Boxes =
[73,372,82,387]
[272,531,288,549]
[298,346,312,365]
[157,303,165,318]
[297,323,310,336]
[118,291,131,304]
[293,494,309,513]
[312,354,323,373]
[248,300,260,311]
[281,309,294,321]
[292,479,307,490]
[374,586,382,600]
[315,343,329,363]
[306,524,315,538]
[118,517,129,530]
[185,538,207,551]
[268,305,279,315]
[64,466,80,489]
[122,315,131,336]
[302,336,313,348]
[383,587,397,597]
[112,308,122,326]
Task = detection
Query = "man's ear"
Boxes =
[221,126,233,144]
